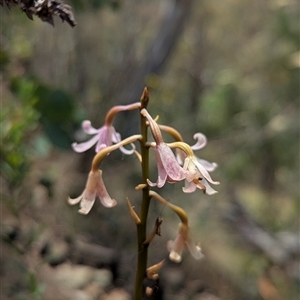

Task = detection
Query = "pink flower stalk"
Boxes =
[167,222,204,263]
[72,103,141,154]
[68,170,116,215]
[141,109,195,188]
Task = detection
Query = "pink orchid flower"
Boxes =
[183,155,219,195]
[68,170,116,215]
[141,109,195,188]
[148,143,194,188]
[72,103,141,154]
[176,133,219,195]
[177,133,218,171]
[167,222,204,263]
[72,120,135,154]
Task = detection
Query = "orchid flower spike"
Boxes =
[68,170,116,215]
[167,222,204,263]
[141,109,195,188]
[72,103,141,154]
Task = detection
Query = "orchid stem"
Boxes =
[134,88,150,300]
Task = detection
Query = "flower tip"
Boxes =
[68,195,82,205]
[82,120,91,128]
[78,207,91,215]
[146,178,157,187]
[100,198,117,208]
[191,133,207,150]
[193,246,205,260]
[71,142,78,149]
[169,251,182,263]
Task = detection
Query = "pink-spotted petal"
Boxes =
[157,144,186,182]
[154,147,169,187]
[82,120,101,134]
[191,133,207,150]
[72,134,99,152]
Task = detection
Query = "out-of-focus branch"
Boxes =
[121,0,194,105]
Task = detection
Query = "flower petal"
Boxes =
[119,143,136,155]
[111,130,122,143]
[82,120,100,134]
[182,180,197,193]
[72,134,99,152]
[78,197,96,215]
[191,133,207,150]
[167,240,183,263]
[95,142,107,153]
[197,158,218,172]
[68,194,83,205]
[76,170,99,214]
[97,126,111,148]
[176,149,186,166]
[153,147,169,188]
[194,159,220,185]
[186,237,204,260]
[201,178,218,195]
[99,195,117,208]
[95,170,117,208]
[146,178,157,187]
[157,143,187,182]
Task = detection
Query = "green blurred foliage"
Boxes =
[1,75,76,189]
[1,80,39,189]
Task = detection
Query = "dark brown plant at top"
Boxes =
[1,0,76,27]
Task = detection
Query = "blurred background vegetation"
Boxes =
[1,0,299,299]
